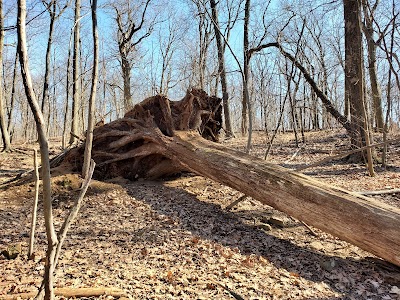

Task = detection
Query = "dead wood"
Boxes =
[152,131,400,266]
[296,137,400,171]
[3,287,127,299]
[358,189,400,196]
[58,88,222,180]
[55,89,400,267]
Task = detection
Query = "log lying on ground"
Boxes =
[58,89,400,267]
[3,287,127,299]
[157,131,400,266]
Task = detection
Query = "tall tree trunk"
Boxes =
[17,0,58,299]
[344,0,369,149]
[41,1,56,136]
[242,0,250,136]
[0,0,12,152]
[82,0,98,177]
[120,51,132,111]
[70,0,81,144]
[63,31,72,149]
[362,0,383,130]
[209,0,233,138]
[7,50,18,135]
[382,2,395,167]
[196,5,210,90]
[344,0,374,175]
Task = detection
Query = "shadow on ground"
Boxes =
[125,180,399,298]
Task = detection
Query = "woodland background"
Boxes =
[0,0,399,146]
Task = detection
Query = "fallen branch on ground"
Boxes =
[358,188,400,196]
[296,137,400,171]
[3,287,127,299]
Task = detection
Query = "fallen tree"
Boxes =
[58,88,400,267]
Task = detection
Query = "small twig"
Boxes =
[226,195,247,210]
[289,217,318,236]
[214,282,245,300]
[284,146,304,163]
[70,131,85,142]
[300,221,318,237]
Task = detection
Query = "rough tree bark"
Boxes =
[242,0,250,136]
[344,0,374,175]
[58,89,400,267]
[60,88,222,180]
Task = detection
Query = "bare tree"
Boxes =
[242,0,250,136]
[82,0,99,177]
[344,0,374,174]
[0,0,12,151]
[362,0,384,130]
[70,0,81,144]
[112,0,152,112]
[209,0,234,137]
[17,0,57,298]
[192,0,212,90]
[7,51,18,136]
[41,0,68,136]
[157,20,178,95]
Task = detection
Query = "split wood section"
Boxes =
[155,131,400,267]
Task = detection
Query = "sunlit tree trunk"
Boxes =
[344,0,374,175]
[70,0,81,144]
[41,0,56,136]
[209,0,233,137]
[0,0,11,152]
[242,0,250,136]
[362,0,383,130]
[7,51,18,136]
[17,0,58,298]
[82,0,98,177]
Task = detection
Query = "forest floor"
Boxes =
[0,129,400,300]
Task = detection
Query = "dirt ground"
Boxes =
[0,130,399,299]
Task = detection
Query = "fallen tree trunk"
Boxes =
[156,131,400,266]
[58,89,400,267]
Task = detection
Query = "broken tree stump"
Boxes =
[57,89,400,267]
[60,88,222,180]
